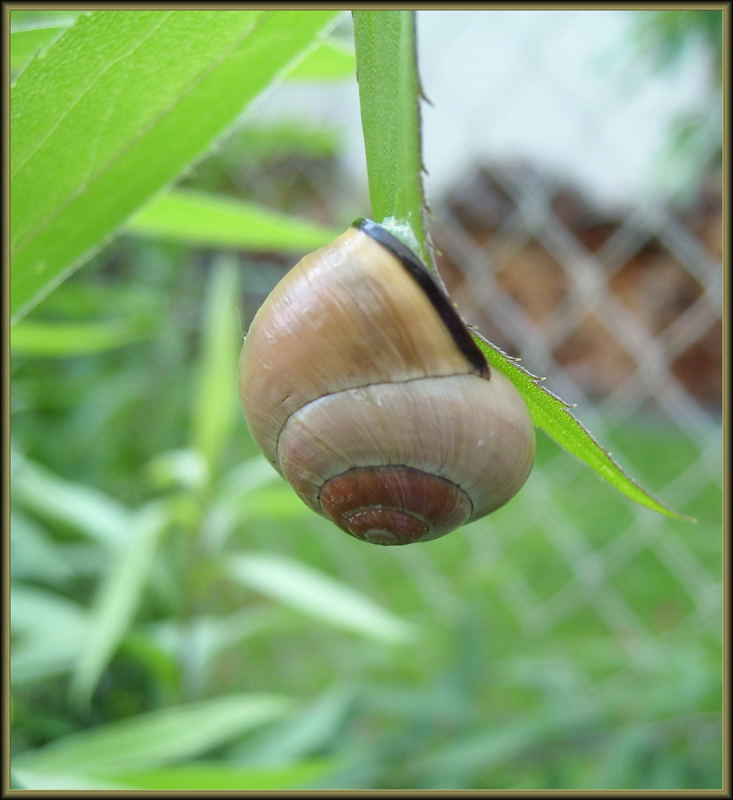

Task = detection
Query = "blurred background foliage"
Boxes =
[10,9,723,791]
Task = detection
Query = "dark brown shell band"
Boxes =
[318,464,473,545]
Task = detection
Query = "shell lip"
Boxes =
[352,217,489,378]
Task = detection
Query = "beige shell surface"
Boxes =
[277,371,536,521]
[238,227,479,469]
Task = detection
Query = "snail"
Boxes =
[238,218,535,546]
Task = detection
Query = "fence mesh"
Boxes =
[238,8,722,783]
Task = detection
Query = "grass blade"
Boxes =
[92,760,334,791]
[11,319,147,356]
[70,503,170,706]
[11,770,127,790]
[15,693,292,775]
[12,586,89,683]
[11,452,130,547]
[127,190,339,252]
[191,257,240,480]
[228,553,417,643]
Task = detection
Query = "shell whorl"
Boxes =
[238,220,535,545]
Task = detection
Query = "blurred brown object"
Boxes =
[437,163,722,412]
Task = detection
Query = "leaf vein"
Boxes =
[12,12,268,259]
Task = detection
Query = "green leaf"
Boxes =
[146,449,207,492]
[352,10,433,269]
[70,503,169,706]
[11,319,147,356]
[10,10,82,31]
[10,26,67,75]
[147,610,274,670]
[228,553,417,643]
[91,760,334,791]
[15,693,292,775]
[12,585,87,639]
[11,769,127,791]
[127,189,339,252]
[233,683,356,766]
[191,257,240,479]
[11,585,89,683]
[286,39,355,81]
[10,9,339,322]
[472,333,693,521]
[10,510,74,585]
[11,452,131,546]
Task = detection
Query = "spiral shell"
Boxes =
[239,218,535,545]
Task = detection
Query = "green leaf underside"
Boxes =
[352,11,433,270]
[472,333,693,521]
[10,9,338,323]
[127,190,340,251]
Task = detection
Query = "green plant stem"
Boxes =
[353,10,435,273]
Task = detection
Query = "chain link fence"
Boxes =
[419,10,722,648]
[233,8,722,783]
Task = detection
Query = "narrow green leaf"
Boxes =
[10,26,66,75]
[228,553,417,643]
[11,453,131,546]
[353,10,433,269]
[12,586,89,683]
[11,319,147,356]
[146,449,207,492]
[92,760,334,791]
[234,684,356,767]
[10,510,74,584]
[15,694,292,774]
[70,503,169,706]
[191,257,240,478]
[11,770,127,791]
[286,39,355,81]
[147,610,273,667]
[10,9,339,322]
[12,585,87,638]
[472,333,693,521]
[127,189,339,252]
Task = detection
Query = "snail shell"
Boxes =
[239,218,535,545]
